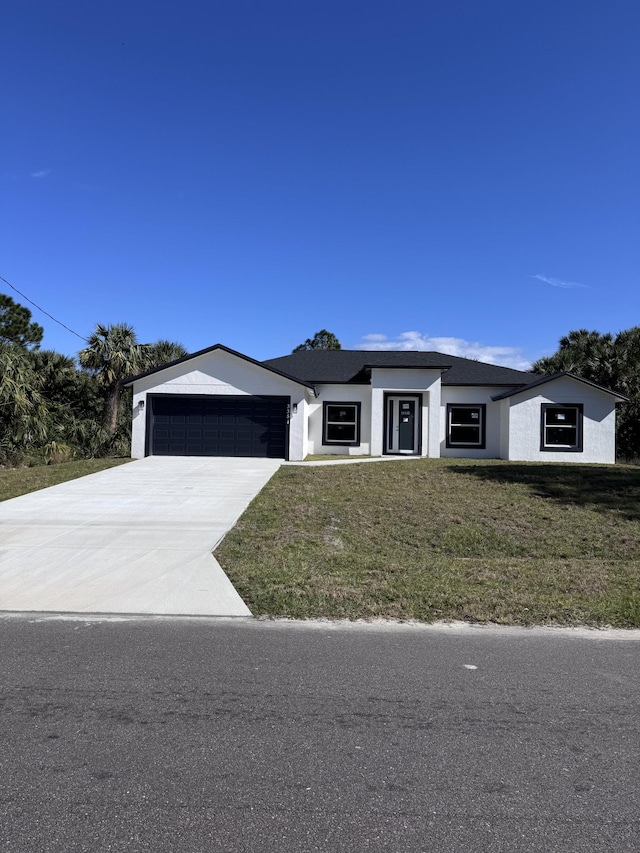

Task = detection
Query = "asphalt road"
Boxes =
[1,616,638,852]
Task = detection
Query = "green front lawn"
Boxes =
[0,458,131,502]
[216,458,640,626]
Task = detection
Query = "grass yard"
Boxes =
[216,458,640,627]
[0,458,131,502]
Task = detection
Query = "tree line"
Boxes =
[0,294,185,466]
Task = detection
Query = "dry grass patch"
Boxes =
[216,459,640,626]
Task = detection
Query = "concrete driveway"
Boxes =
[0,457,281,616]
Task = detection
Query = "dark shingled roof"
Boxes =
[263,349,533,387]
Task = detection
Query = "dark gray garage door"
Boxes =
[150,395,289,458]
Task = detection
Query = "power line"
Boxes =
[0,273,89,343]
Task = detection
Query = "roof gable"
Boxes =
[123,343,315,390]
[491,372,628,401]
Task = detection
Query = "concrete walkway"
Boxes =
[0,457,282,616]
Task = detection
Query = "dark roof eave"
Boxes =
[364,362,452,371]
[445,381,528,388]
[311,380,370,385]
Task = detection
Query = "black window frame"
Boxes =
[446,403,486,449]
[322,401,361,447]
[540,403,583,452]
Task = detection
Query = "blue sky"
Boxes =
[2,0,639,369]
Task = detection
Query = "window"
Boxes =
[446,404,486,449]
[541,404,583,451]
[323,402,361,446]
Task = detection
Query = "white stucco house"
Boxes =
[124,344,627,464]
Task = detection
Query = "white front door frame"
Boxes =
[384,393,422,455]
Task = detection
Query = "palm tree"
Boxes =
[611,327,640,396]
[145,339,188,369]
[531,329,615,384]
[78,323,147,435]
[30,349,77,388]
[0,342,47,460]
[610,327,640,460]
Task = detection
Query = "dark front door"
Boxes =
[149,395,289,458]
[398,400,416,451]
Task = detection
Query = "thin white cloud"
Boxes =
[30,169,51,178]
[532,273,589,289]
[356,331,532,371]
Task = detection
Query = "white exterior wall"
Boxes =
[307,385,372,456]
[499,398,510,459]
[298,396,310,459]
[440,387,506,458]
[371,368,442,458]
[506,376,618,464]
[306,370,443,458]
[130,349,309,460]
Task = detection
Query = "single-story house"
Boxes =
[124,344,627,464]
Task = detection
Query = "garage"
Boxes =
[149,395,290,459]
